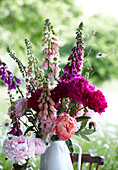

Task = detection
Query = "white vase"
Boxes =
[40,141,74,170]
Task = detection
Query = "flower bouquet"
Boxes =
[1,19,107,169]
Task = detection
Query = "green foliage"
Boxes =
[0,1,118,85]
[0,0,82,60]
[82,15,118,85]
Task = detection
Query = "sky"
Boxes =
[76,0,118,20]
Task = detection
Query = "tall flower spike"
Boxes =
[25,39,44,91]
[60,22,84,81]
[0,59,22,91]
[41,19,60,84]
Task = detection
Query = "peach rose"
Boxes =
[53,113,77,141]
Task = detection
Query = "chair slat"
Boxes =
[89,163,92,170]
[70,153,104,170]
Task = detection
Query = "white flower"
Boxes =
[50,54,60,64]
[26,131,36,138]
[48,80,58,90]
[7,134,14,140]
[96,53,106,58]
[84,33,89,37]
[2,119,11,130]
[24,76,30,85]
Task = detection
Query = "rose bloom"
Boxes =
[53,113,77,141]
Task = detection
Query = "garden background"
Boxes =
[0,0,118,169]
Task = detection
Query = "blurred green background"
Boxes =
[0,0,118,169]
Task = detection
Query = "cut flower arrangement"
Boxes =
[0,19,108,169]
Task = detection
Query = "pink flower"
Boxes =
[8,98,27,117]
[3,136,46,165]
[2,136,35,165]
[34,138,46,155]
[41,59,48,70]
[53,113,77,141]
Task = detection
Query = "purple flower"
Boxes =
[2,62,8,69]
[68,54,73,61]
[15,77,22,85]
[4,77,8,85]
[8,81,16,91]
[1,75,6,81]
[8,71,14,78]
[0,60,2,66]
[7,122,22,136]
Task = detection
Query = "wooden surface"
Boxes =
[70,153,104,170]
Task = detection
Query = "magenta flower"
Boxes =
[0,60,22,91]
[60,22,84,81]
[87,90,108,114]
[68,76,93,104]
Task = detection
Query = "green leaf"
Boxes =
[75,116,90,122]
[79,119,88,131]
[82,128,96,135]
[66,139,74,154]
[79,132,90,141]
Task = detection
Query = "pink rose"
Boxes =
[53,113,77,141]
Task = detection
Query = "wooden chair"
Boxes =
[70,152,104,170]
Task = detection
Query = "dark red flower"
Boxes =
[51,81,69,104]
[27,89,42,111]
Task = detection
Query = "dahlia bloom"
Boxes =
[53,113,77,141]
